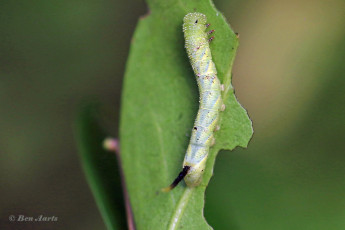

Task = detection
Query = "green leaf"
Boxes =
[120,1,253,229]
[76,102,127,230]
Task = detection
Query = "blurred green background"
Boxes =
[1,0,344,229]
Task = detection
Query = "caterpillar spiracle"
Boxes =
[162,12,225,192]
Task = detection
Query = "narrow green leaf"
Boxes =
[120,1,253,229]
[76,102,126,230]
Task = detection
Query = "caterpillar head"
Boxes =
[183,12,207,35]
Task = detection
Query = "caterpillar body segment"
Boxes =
[162,13,223,192]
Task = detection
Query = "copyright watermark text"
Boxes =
[9,214,58,222]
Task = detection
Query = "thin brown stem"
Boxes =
[103,138,136,230]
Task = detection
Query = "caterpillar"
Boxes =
[162,12,224,192]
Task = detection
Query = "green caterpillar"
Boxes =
[163,12,225,192]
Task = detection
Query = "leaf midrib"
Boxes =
[167,187,194,230]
